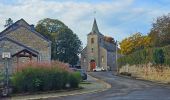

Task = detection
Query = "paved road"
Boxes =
[48,72,170,100]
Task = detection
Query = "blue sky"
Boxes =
[0,0,170,47]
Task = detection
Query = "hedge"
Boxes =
[118,45,170,67]
[11,62,81,93]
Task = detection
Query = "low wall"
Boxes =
[119,63,170,83]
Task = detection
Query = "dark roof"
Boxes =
[12,49,38,57]
[103,41,116,52]
[91,18,100,34]
[88,18,103,36]
[0,18,51,42]
[0,37,39,54]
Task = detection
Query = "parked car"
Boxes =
[93,67,105,72]
[76,69,87,80]
[70,68,87,80]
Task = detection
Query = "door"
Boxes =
[90,60,96,71]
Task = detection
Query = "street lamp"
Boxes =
[2,52,11,96]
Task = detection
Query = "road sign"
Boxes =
[2,52,11,59]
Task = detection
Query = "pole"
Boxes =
[115,40,118,75]
[4,57,9,96]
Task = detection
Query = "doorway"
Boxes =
[90,60,96,71]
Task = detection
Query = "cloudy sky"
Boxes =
[0,0,170,47]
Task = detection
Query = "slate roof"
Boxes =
[88,18,103,35]
[0,18,51,42]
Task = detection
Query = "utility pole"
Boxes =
[115,40,118,75]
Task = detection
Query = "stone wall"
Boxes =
[107,52,116,71]
[119,64,170,83]
[87,34,100,70]
[99,47,107,70]
[6,27,51,61]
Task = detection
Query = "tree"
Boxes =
[55,28,82,65]
[120,33,151,55]
[35,18,68,41]
[149,13,170,47]
[35,18,82,65]
[153,48,165,65]
[4,18,13,27]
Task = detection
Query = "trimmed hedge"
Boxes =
[11,63,81,93]
[118,45,170,67]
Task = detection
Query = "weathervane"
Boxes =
[94,11,96,18]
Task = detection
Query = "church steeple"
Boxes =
[91,18,100,34]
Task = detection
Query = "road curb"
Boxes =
[117,74,170,87]
[10,75,111,100]
[89,74,111,90]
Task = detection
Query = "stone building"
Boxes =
[81,19,117,71]
[0,19,51,74]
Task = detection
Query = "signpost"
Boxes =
[115,40,119,75]
[2,52,11,96]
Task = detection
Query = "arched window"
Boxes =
[101,56,104,63]
[83,58,86,63]
[91,48,94,53]
[91,38,94,44]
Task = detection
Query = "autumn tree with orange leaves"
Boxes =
[120,33,151,55]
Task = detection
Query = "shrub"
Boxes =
[68,72,81,88]
[11,61,81,93]
[153,48,165,65]
[118,45,170,67]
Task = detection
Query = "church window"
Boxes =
[91,38,94,44]
[91,48,94,53]
[101,56,104,63]
[84,58,86,62]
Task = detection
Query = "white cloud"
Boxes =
[0,0,169,47]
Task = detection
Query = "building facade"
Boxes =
[81,19,117,71]
[0,19,51,74]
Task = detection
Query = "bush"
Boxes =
[11,61,81,93]
[153,48,165,65]
[118,45,170,67]
[69,72,81,88]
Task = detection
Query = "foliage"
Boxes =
[103,36,115,44]
[149,13,170,47]
[153,48,165,65]
[35,18,67,41]
[69,72,81,88]
[118,45,170,67]
[119,33,151,55]
[11,61,81,93]
[55,28,82,65]
[35,18,82,65]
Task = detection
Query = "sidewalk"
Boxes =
[3,75,111,100]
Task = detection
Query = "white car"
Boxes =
[93,67,105,72]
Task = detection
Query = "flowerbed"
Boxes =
[11,61,81,93]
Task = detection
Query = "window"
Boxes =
[91,38,94,44]
[91,48,94,53]
[84,58,86,62]
[101,56,104,63]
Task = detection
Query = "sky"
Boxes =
[0,0,170,47]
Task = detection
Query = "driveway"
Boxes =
[49,72,170,100]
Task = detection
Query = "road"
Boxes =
[47,72,170,100]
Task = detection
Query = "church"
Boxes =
[81,18,117,71]
[0,19,51,74]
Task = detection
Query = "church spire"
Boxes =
[91,18,100,34]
